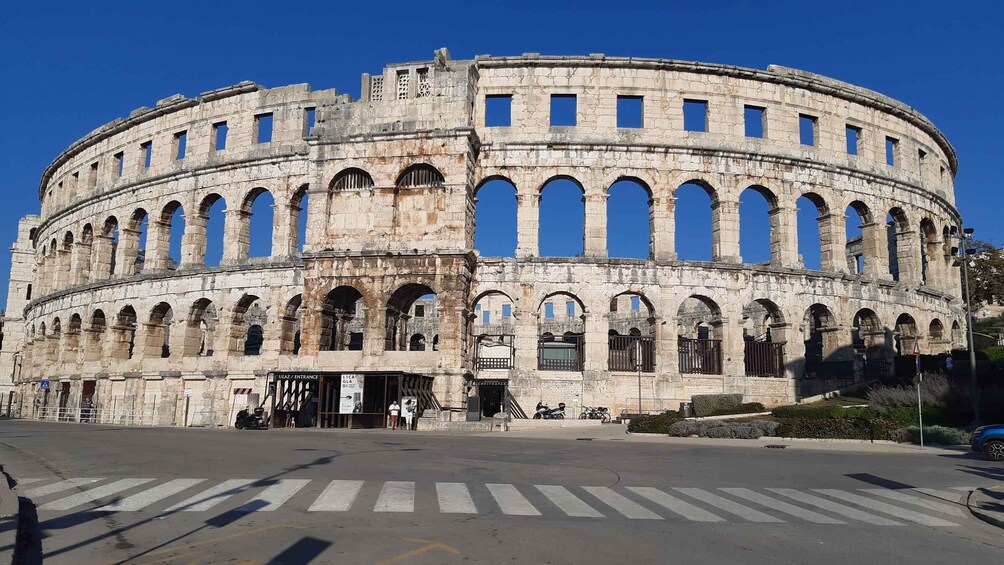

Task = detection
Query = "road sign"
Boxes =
[233,388,252,395]
[184,388,193,398]
[39,379,50,390]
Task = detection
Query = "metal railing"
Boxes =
[744,340,786,377]
[678,337,722,375]
[474,334,515,370]
[538,334,584,371]
[608,335,655,372]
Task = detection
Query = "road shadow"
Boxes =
[270,536,332,564]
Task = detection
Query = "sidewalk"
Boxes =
[968,486,1004,529]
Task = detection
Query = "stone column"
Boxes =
[652,196,676,261]
[116,227,141,277]
[145,219,171,270]
[513,310,538,371]
[223,209,250,264]
[71,241,93,285]
[272,203,295,259]
[771,205,800,268]
[54,249,71,290]
[583,192,607,258]
[712,199,741,263]
[583,311,607,372]
[180,212,206,268]
[818,212,847,273]
[515,193,539,258]
[895,228,923,286]
[303,187,327,254]
[860,221,890,279]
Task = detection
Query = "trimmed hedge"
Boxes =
[777,417,900,441]
[627,411,683,433]
[771,404,879,421]
[704,402,766,417]
[666,419,780,439]
[893,426,971,445]
[692,393,743,417]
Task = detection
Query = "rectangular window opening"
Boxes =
[213,122,229,151]
[482,311,490,325]
[502,304,512,318]
[566,301,575,317]
[545,303,555,320]
[88,162,98,188]
[886,136,898,166]
[630,296,641,311]
[141,141,153,168]
[683,100,708,132]
[940,165,946,183]
[617,95,643,128]
[550,94,577,127]
[744,105,765,138]
[485,94,512,127]
[303,107,316,136]
[26,283,32,301]
[918,149,927,176]
[415,304,425,318]
[845,125,861,155]
[396,70,410,100]
[174,131,187,160]
[416,68,430,98]
[799,114,817,146]
[114,152,125,177]
[255,114,273,144]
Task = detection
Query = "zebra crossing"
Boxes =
[15,476,974,527]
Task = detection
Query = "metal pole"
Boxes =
[960,233,981,424]
[636,339,642,416]
[916,372,924,450]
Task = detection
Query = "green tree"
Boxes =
[963,240,1004,310]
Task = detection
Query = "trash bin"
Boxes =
[679,402,694,418]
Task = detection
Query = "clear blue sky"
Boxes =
[1,1,1000,310]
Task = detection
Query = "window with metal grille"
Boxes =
[331,168,374,190]
[371,76,383,101]
[417,68,430,98]
[397,70,410,100]
[397,164,444,188]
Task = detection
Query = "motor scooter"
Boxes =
[533,402,566,419]
[235,406,268,430]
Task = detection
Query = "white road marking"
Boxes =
[308,480,364,512]
[15,478,46,486]
[815,489,958,527]
[436,482,477,514]
[583,487,661,520]
[97,479,206,511]
[166,479,257,512]
[674,488,783,523]
[627,487,723,522]
[487,484,540,516]
[720,488,844,524]
[374,481,415,512]
[235,479,310,512]
[768,488,902,526]
[41,478,155,511]
[535,485,603,518]
[862,489,966,517]
[25,478,102,498]
[913,488,966,504]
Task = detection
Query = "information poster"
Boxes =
[339,374,364,414]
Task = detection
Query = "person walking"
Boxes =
[388,400,400,429]
[284,400,294,428]
[403,399,415,431]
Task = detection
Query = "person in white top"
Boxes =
[389,400,401,430]
[403,399,416,431]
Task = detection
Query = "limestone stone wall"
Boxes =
[7,49,966,422]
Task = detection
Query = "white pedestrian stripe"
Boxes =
[862,489,966,518]
[912,488,964,504]
[25,478,102,498]
[41,478,155,511]
[374,481,415,513]
[487,484,540,516]
[437,482,477,514]
[166,479,257,512]
[815,490,958,527]
[16,478,46,486]
[720,488,844,524]
[768,488,902,526]
[235,479,310,512]
[583,487,661,520]
[536,485,603,518]
[675,488,783,523]
[98,479,207,512]
[627,487,723,522]
[308,480,363,512]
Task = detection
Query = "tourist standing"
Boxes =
[389,400,400,429]
[403,399,415,431]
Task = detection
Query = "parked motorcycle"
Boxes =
[235,406,268,430]
[579,406,611,422]
[533,402,566,420]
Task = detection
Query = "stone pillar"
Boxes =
[53,249,71,290]
[116,227,141,277]
[583,192,607,258]
[303,188,327,254]
[513,309,538,371]
[583,311,607,372]
[437,304,465,369]
[712,199,741,263]
[223,209,250,264]
[71,241,93,285]
[516,193,539,258]
[145,219,171,270]
[180,212,206,268]
[652,196,676,261]
[771,205,800,268]
[272,203,295,259]
[818,212,846,273]
[860,221,890,279]
[895,228,923,286]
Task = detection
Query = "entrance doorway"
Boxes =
[478,380,508,418]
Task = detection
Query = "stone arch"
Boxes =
[803,303,839,365]
[98,216,119,278]
[929,318,945,340]
[75,223,94,284]
[741,298,788,377]
[114,305,138,360]
[230,294,265,355]
[184,298,218,357]
[330,168,375,191]
[537,291,586,371]
[471,290,516,369]
[65,313,83,356]
[607,178,653,259]
[147,302,174,358]
[125,208,149,275]
[852,308,889,363]
[886,207,912,283]
[674,180,719,261]
[894,313,918,354]
[90,310,106,332]
[738,184,779,265]
[474,177,517,258]
[57,231,74,289]
[51,317,61,335]
[197,193,226,267]
[280,294,303,355]
[409,333,427,351]
[158,200,185,269]
[919,217,940,286]
[608,291,656,372]
[796,191,829,271]
[951,320,963,345]
[291,184,309,254]
[240,187,275,259]
[539,176,585,257]
[677,295,724,375]
[396,164,445,188]
[385,283,437,351]
[845,200,873,275]
[321,286,366,352]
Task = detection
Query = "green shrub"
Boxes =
[894,425,971,445]
[704,424,764,439]
[771,404,880,420]
[746,420,781,436]
[881,405,951,426]
[704,402,767,417]
[666,420,701,437]
[867,374,953,410]
[777,418,900,441]
[628,413,683,433]
[691,393,743,417]
[982,346,1004,362]
[666,419,779,439]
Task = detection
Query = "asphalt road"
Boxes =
[0,420,1002,564]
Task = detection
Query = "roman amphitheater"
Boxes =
[0,49,967,428]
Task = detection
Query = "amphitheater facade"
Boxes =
[0,49,967,427]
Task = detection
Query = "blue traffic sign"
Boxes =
[39,379,50,390]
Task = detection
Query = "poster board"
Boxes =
[339,374,364,414]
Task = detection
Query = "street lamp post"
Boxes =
[952,226,981,425]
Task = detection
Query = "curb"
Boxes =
[967,487,1004,529]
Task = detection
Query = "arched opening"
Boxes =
[409,333,427,351]
[474,178,517,257]
[674,181,715,261]
[127,208,149,274]
[280,295,303,355]
[331,168,375,191]
[677,296,723,374]
[230,294,266,356]
[243,188,275,259]
[800,304,842,396]
[606,179,652,259]
[920,218,939,286]
[59,231,74,287]
[185,299,218,357]
[886,207,911,283]
[101,216,120,278]
[245,325,264,356]
[67,313,82,354]
[160,201,185,269]
[396,164,445,188]
[114,306,138,360]
[51,317,61,336]
[77,224,94,283]
[293,186,309,254]
[796,193,827,271]
[738,185,776,265]
[321,286,366,351]
[608,292,655,371]
[845,201,871,275]
[537,292,585,371]
[803,304,837,365]
[147,302,173,358]
[472,291,515,370]
[199,194,226,267]
[851,308,889,379]
[894,313,918,355]
[385,284,437,352]
[742,299,786,377]
[929,318,946,352]
[82,310,105,363]
[539,177,584,257]
[951,320,963,345]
